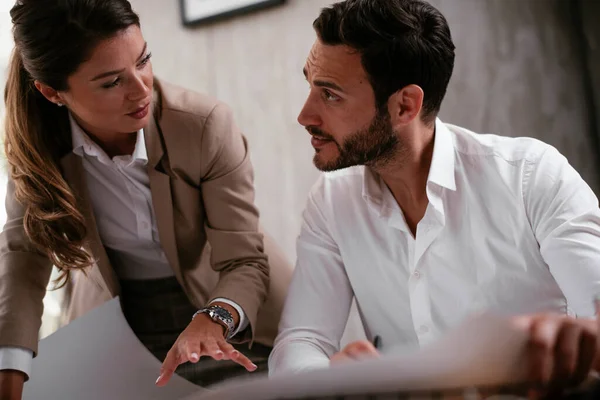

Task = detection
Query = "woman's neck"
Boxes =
[71,114,137,157]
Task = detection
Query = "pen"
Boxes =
[373,335,381,350]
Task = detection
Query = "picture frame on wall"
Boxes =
[180,0,286,26]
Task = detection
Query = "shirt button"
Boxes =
[413,271,421,279]
[418,325,429,334]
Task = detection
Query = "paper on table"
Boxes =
[23,297,203,400]
[185,313,531,400]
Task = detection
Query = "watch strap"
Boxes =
[193,305,236,340]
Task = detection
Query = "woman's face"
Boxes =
[58,25,153,138]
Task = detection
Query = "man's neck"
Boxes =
[373,123,435,235]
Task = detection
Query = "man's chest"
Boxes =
[331,204,568,344]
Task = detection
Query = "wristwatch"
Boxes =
[193,305,236,340]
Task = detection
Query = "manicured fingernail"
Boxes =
[190,353,199,362]
[155,374,162,385]
[216,350,224,357]
[250,363,258,370]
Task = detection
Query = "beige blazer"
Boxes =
[0,79,293,355]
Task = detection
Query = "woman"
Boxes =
[0,0,291,397]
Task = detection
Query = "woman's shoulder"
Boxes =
[156,78,223,120]
[153,77,238,149]
[152,78,244,183]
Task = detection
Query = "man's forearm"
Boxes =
[269,339,333,376]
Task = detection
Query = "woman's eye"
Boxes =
[102,78,120,89]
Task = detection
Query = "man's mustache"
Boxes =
[306,126,335,141]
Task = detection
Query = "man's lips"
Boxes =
[310,135,333,148]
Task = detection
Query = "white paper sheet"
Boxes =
[185,313,531,400]
[23,297,203,400]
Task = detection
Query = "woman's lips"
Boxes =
[127,103,150,120]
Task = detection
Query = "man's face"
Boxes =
[298,40,399,171]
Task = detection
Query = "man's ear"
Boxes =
[387,84,424,126]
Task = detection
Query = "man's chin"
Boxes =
[313,153,345,172]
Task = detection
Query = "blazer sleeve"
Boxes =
[0,176,53,356]
[199,102,269,343]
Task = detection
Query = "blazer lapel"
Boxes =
[60,152,119,295]
[144,103,182,280]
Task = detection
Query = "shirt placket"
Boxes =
[116,161,153,242]
[409,214,438,347]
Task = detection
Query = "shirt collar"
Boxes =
[361,118,456,220]
[69,112,148,164]
[427,118,456,192]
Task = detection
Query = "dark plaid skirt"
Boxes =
[119,277,271,388]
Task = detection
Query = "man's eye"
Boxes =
[323,90,340,101]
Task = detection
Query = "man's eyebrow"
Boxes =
[314,80,344,92]
[303,67,344,92]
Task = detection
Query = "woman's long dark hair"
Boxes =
[4,0,140,286]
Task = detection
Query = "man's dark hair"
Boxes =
[314,0,456,123]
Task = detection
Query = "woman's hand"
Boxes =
[155,307,257,387]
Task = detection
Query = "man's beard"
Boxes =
[309,110,400,172]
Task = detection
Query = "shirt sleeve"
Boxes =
[268,178,354,375]
[210,297,248,336]
[0,346,33,380]
[524,145,600,316]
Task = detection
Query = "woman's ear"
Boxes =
[34,81,65,106]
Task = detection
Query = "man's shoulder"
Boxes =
[446,122,554,166]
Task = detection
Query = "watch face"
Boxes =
[214,307,234,323]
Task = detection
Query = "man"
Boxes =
[269,0,600,392]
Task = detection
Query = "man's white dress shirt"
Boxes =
[0,115,247,377]
[269,119,600,374]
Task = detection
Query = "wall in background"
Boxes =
[578,0,600,161]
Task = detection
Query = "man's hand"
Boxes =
[155,307,257,387]
[510,313,599,394]
[330,340,380,365]
[0,370,25,400]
